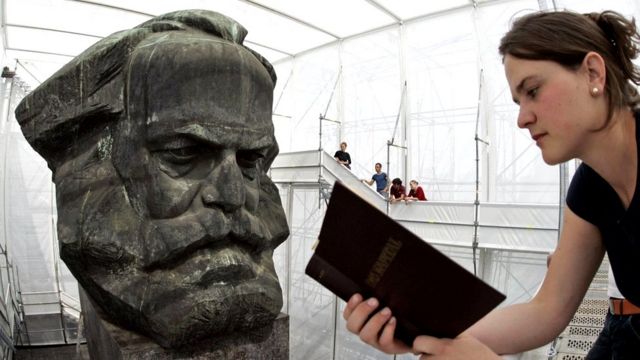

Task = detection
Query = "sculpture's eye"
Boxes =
[158,146,201,164]
[236,150,264,180]
[151,139,202,177]
[236,150,264,168]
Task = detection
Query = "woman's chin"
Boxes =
[541,152,571,166]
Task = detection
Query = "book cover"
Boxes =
[305,181,506,345]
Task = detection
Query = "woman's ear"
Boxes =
[583,51,606,91]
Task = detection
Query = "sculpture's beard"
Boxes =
[56,173,289,348]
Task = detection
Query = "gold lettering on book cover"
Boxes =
[365,237,402,288]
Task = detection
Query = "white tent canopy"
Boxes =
[3,0,489,86]
[1,0,639,358]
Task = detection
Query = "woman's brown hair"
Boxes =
[499,10,640,124]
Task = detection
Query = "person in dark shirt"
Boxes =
[389,178,406,203]
[343,9,640,359]
[334,141,351,169]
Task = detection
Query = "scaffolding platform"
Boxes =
[551,259,611,360]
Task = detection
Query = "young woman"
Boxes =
[405,180,427,201]
[343,10,640,359]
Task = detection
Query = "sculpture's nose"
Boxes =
[200,152,245,213]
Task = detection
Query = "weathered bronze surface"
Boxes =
[15,10,289,348]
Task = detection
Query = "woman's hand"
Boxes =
[342,294,412,354]
[343,294,501,358]
[413,334,501,360]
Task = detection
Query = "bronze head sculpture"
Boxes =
[15,10,289,348]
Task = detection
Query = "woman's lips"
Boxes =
[532,133,547,145]
[531,133,546,141]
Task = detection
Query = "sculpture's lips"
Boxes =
[194,262,256,287]
[142,209,272,270]
[175,245,259,287]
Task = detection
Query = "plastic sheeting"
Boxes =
[272,150,558,251]
[0,76,80,345]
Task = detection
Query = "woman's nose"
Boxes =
[516,106,535,129]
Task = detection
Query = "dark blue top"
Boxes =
[372,172,388,192]
[566,112,640,305]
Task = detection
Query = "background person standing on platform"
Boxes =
[361,162,388,196]
[405,180,427,202]
[334,141,352,169]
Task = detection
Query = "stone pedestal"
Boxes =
[79,288,289,360]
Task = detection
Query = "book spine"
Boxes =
[305,254,364,302]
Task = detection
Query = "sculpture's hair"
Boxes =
[15,10,276,167]
[499,10,640,125]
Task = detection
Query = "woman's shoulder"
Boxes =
[567,163,620,225]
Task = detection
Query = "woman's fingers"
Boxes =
[378,316,411,352]
[358,305,392,344]
[345,297,379,334]
[342,293,363,320]
[343,294,412,354]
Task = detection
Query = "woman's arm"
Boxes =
[399,186,406,200]
[461,207,605,354]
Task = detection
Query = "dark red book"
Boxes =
[305,181,506,346]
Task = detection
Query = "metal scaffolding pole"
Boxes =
[386,81,408,213]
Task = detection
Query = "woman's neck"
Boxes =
[581,109,637,208]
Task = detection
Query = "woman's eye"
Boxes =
[526,87,538,99]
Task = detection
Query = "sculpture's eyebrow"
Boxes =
[146,136,198,151]
[147,123,274,150]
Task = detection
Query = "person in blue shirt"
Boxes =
[361,162,389,196]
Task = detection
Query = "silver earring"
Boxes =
[591,87,599,95]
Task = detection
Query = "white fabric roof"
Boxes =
[2,0,485,86]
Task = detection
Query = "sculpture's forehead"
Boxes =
[134,31,263,67]
[127,32,274,146]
